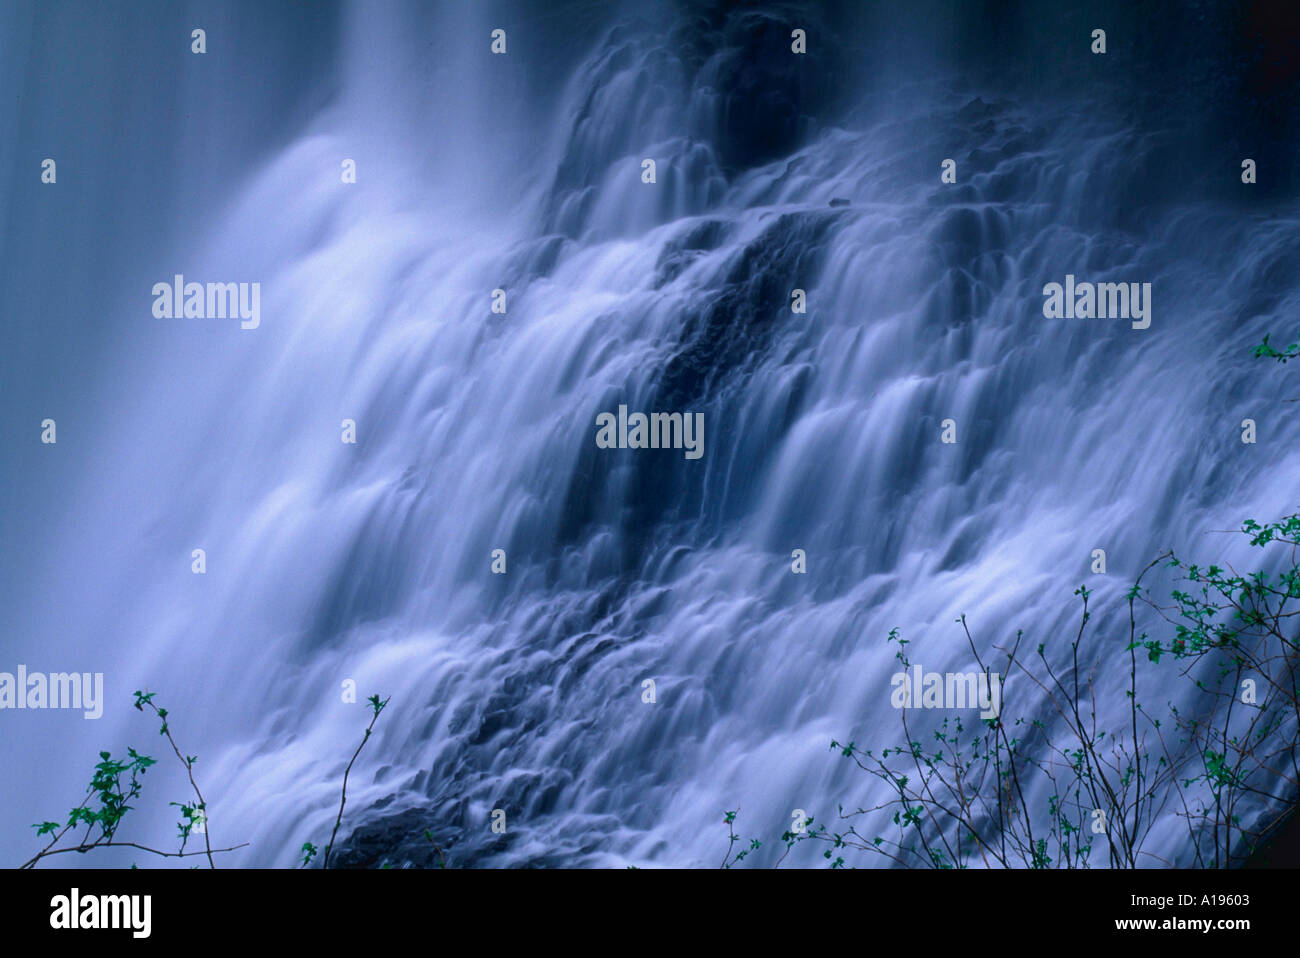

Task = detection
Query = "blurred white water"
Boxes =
[4,1,1299,868]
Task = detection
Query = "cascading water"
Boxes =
[2,0,1298,868]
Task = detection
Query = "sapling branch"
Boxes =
[322,694,389,869]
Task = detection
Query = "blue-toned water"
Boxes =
[2,0,1298,868]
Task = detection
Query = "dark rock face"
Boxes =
[673,4,846,175]
[328,807,460,869]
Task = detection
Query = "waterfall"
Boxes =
[2,0,1297,868]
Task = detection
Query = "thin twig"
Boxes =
[323,696,389,869]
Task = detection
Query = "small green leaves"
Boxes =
[1254,334,1300,364]
[170,801,206,841]
[23,691,215,869]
